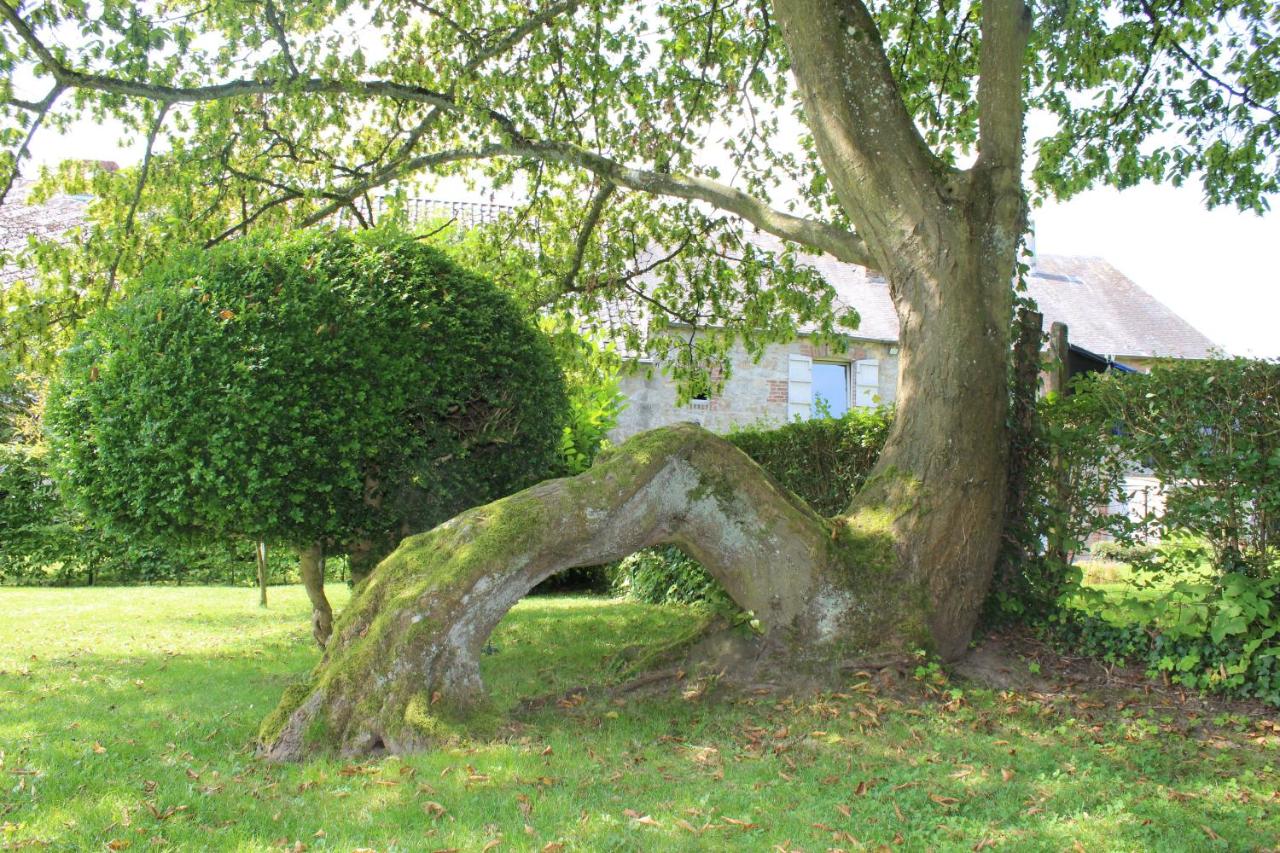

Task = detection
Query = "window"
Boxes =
[812,362,850,417]
[788,355,882,420]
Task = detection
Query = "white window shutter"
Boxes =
[854,359,879,408]
[787,354,812,420]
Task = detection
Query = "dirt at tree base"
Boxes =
[955,628,1279,738]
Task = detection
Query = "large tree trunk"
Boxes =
[260,0,1033,761]
[259,423,926,760]
[773,0,1029,657]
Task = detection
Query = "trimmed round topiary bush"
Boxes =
[47,226,568,640]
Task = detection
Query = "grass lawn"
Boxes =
[2,586,1277,851]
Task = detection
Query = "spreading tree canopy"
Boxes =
[1,0,1275,757]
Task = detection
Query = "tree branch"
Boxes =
[261,0,300,78]
[2,0,871,267]
[1139,0,1278,119]
[976,0,1032,175]
[509,141,872,266]
[772,0,948,258]
[288,139,871,267]
[103,103,169,303]
[559,181,616,291]
[0,83,63,205]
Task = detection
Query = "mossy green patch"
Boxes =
[257,678,315,745]
[832,506,899,576]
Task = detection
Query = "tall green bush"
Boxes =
[541,315,628,475]
[1000,357,1280,705]
[46,227,568,575]
[727,407,892,516]
[1095,357,1279,577]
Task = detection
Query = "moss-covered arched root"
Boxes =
[259,423,925,761]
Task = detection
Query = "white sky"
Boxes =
[25,117,1280,359]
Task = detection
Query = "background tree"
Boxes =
[0,0,1275,757]
[45,226,568,643]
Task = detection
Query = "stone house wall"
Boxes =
[612,336,899,441]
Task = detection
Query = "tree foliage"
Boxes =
[45,226,568,552]
[0,0,1273,378]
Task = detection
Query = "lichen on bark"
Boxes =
[259,422,924,761]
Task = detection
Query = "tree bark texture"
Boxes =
[260,0,1035,759]
[256,540,269,608]
[298,543,332,647]
[260,424,924,760]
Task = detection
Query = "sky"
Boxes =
[22,117,1280,359]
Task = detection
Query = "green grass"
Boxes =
[2,586,1278,851]
[1072,558,1224,629]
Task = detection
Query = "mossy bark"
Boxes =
[260,423,924,760]
[261,0,1034,762]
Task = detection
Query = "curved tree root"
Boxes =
[260,423,923,761]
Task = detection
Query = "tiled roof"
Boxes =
[1022,255,1218,359]
[0,180,91,288]
[737,233,1217,358]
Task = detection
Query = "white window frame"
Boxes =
[812,360,853,418]
[854,358,880,409]
[787,354,812,420]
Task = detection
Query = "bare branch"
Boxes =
[103,103,169,302]
[559,181,616,291]
[1,83,64,205]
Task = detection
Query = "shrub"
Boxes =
[727,407,892,516]
[542,315,628,476]
[1089,540,1156,565]
[609,545,734,609]
[1093,357,1280,577]
[46,227,568,573]
[999,356,1280,704]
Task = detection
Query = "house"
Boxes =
[0,177,96,289]
[1,177,1216,440]
[612,245,1218,441]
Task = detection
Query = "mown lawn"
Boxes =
[1,586,1277,851]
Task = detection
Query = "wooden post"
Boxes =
[256,541,269,607]
[1046,322,1070,567]
[1047,321,1069,396]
